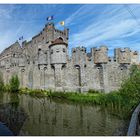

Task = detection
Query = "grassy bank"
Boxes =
[17,88,140,119]
[46,91,139,118]
[19,88,48,98]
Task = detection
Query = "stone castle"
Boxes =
[0,22,139,93]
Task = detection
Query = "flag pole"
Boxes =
[64,22,66,30]
[19,36,24,48]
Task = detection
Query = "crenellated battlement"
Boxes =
[114,48,131,64]
[0,22,139,93]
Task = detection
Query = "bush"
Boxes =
[9,75,20,93]
[0,74,4,91]
[4,84,11,92]
[88,89,100,94]
[119,65,140,98]
[19,88,48,98]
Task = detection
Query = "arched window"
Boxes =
[58,37,63,41]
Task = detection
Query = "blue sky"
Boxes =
[0,4,140,56]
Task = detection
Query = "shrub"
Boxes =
[0,74,4,91]
[9,75,20,93]
[88,89,100,94]
[4,84,11,92]
[119,65,140,98]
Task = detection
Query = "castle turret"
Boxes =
[131,51,139,65]
[114,48,131,64]
[49,38,68,64]
[49,38,68,90]
[72,47,87,66]
[45,23,55,43]
[94,45,108,64]
[38,48,48,65]
[44,22,69,48]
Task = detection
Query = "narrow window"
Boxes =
[56,49,59,52]
[63,48,65,52]
[51,49,53,54]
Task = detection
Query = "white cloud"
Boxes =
[56,4,103,28]
[1,4,140,56]
[0,30,17,52]
[67,4,140,55]
[0,5,15,19]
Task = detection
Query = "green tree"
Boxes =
[9,75,20,93]
[119,65,140,98]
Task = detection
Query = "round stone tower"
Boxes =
[49,38,68,64]
[49,38,68,91]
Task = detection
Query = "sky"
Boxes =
[0,4,140,56]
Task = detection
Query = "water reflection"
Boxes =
[0,93,27,135]
[0,122,13,136]
[18,95,127,136]
[0,93,127,136]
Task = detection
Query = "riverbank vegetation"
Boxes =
[9,75,20,93]
[47,65,140,114]
[0,74,4,91]
[0,74,20,93]
[19,88,48,98]
[0,65,140,118]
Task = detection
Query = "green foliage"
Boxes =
[9,75,20,93]
[88,89,100,94]
[4,84,11,92]
[19,88,48,98]
[119,65,140,98]
[0,73,4,91]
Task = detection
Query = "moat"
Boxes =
[0,93,128,136]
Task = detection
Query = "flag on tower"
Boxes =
[60,21,65,26]
[19,36,23,40]
[47,16,54,21]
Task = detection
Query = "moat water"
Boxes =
[0,93,128,136]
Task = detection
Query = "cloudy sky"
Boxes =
[0,4,140,56]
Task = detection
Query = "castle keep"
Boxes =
[0,22,139,93]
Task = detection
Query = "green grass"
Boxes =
[5,87,139,119]
[19,88,48,98]
[46,90,140,119]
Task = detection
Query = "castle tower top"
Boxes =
[49,38,68,65]
[49,38,68,48]
[45,22,55,29]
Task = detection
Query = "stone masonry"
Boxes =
[0,22,139,93]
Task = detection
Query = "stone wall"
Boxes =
[0,22,139,93]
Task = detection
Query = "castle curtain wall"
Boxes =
[0,23,138,93]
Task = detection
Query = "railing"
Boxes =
[127,103,140,136]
